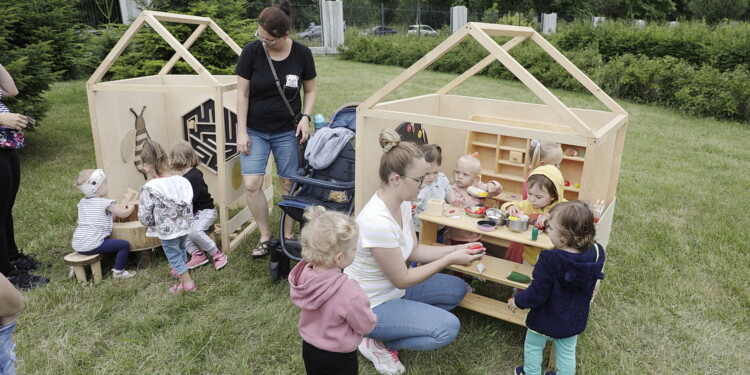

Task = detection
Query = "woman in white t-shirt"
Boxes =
[345,129,485,375]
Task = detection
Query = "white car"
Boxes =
[407,24,436,36]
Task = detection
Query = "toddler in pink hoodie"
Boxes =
[289,206,377,375]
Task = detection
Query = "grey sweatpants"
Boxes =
[186,208,219,256]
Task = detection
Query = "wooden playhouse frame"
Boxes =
[355,23,628,247]
[86,11,272,253]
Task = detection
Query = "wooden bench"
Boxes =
[64,253,103,283]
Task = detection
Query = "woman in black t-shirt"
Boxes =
[235,0,317,258]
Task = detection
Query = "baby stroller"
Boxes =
[270,103,359,281]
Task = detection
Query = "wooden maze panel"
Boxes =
[182,99,238,173]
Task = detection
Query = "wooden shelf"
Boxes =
[482,172,525,183]
[562,155,584,162]
[471,141,498,148]
[498,145,526,153]
[564,186,580,193]
[498,160,525,167]
[448,255,533,289]
[458,293,527,326]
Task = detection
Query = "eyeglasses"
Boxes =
[401,174,426,186]
[254,29,280,46]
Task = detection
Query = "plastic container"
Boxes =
[313,113,326,129]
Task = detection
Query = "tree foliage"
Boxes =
[688,0,750,23]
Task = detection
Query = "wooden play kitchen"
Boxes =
[355,23,627,322]
[418,211,552,325]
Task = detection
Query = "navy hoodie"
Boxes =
[514,243,606,339]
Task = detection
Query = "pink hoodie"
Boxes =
[288,260,377,353]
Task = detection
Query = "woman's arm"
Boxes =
[236,76,251,155]
[374,244,483,290]
[0,113,27,130]
[0,274,23,325]
[297,78,316,143]
[0,64,19,97]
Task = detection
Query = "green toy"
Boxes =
[507,271,531,283]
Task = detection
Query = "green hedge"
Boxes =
[338,22,750,122]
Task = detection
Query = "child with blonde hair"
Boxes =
[137,140,195,294]
[523,140,563,200]
[502,165,566,265]
[508,201,605,375]
[289,206,377,375]
[447,153,503,244]
[169,140,227,271]
[72,168,136,278]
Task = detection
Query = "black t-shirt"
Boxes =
[235,40,317,133]
[184,168,215,213]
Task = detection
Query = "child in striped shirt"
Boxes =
[72,169,136,278]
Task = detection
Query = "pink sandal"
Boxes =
[169,281,196,294]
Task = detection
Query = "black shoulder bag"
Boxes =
[263,46,308,171]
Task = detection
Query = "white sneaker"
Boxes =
[357,337,405,375]
[112,269,136,279]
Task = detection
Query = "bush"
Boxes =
[0,0,79,121]
[594,54,694,105]
[675,65,750,119]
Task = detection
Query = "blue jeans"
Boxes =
[524,330,578,375]
[240,128,299,178]
[161,236,188,275]
[79,238,130,271]
[368,273,467,351]
[0,320,17,375]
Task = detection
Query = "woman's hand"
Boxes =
[447,243,485,266]
[237,131,250,155]
[506,205,522,217]
[296,117,310,143]
[0,113,28,131]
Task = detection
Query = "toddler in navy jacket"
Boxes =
[508,201,605,375]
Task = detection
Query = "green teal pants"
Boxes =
[524,329,578,375]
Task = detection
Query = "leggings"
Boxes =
[78,239,131,271]
[0,149,20,276]
[302,340,357,375]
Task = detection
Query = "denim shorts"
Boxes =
[0,320,17,375]
[240,128,299,178]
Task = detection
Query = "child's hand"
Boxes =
[506,205,522,217]
[535,214,548,228]
[508,298,517,313]
[488,180,503,196]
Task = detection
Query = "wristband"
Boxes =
[300,113,311,122]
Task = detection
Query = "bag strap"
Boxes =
[263,46,297,120]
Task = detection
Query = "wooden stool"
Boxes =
[64,253,103,284]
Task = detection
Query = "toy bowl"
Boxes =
[506,217,529,232]
[485,208,506,226]
[465,205,486,218]
[476,220,497,232]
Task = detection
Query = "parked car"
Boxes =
[298,25,322,39]
[407,24,437,36]
[360,25,397,36]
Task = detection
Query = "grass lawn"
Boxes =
[11,56,750,374]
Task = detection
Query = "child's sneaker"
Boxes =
[544,371,557,375]
[357,337,405,375]
[212,251,227,271]
[513,366,525,375]
[169,281,196,294]
[186,252,209,269]
[112,269,136,279]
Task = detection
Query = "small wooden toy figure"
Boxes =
[508,201,605,375]
[72,168,137,278]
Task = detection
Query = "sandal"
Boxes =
[251,238,276,258]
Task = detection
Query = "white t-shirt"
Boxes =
[344,191,414,308]
[72,197,116,252]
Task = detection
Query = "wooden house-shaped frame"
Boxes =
[355,23,628,247]
[86,11,271,252]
